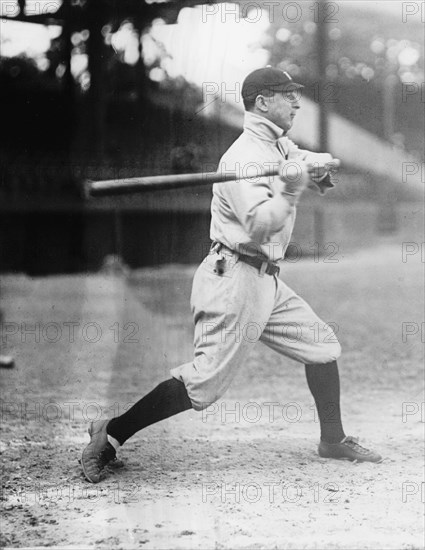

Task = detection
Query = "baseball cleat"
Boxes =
[81,419,117,483]
[318,436,382,463]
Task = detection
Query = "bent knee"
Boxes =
[190,390,222,412]
[307,341,342,365]
[322,341,342,363]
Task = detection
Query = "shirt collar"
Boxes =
[243,111,286,143]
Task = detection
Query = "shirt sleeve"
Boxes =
[286,138,311,161]
[217,160,295,243]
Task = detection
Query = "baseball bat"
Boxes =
[85,159,341,198]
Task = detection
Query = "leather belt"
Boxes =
[211,242,280,277]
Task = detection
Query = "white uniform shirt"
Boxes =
[210,111,309,262]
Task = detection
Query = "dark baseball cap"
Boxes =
[241,67,303,100]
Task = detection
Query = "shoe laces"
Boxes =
[341,436,371,455]
[97,442,116,469]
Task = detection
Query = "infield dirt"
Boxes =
[1,242,423,549]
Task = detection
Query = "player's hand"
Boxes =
[304,153,340,180]
[278,160,310,198]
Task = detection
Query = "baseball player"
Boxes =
[82,67,382,483]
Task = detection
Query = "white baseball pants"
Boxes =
[171,248,341,411]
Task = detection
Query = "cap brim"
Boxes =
[242,82,304,99]
[274,82,304,91]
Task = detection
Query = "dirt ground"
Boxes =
[1,241,424,549]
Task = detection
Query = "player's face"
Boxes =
[265,90,301,132]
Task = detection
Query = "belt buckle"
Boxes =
[259,261,267,277]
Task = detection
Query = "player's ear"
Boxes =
[255,94,269,112]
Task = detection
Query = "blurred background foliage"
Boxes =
[265,2,423,156]
[0,0,423,165]
[0,1,423,273]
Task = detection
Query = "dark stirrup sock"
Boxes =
[107,378,193,445]
[305,360,346,444]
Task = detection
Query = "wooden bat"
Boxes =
[85,160,341,198]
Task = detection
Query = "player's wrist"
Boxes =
[310,172,329,183]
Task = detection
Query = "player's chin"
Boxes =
[282,120,293,132]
